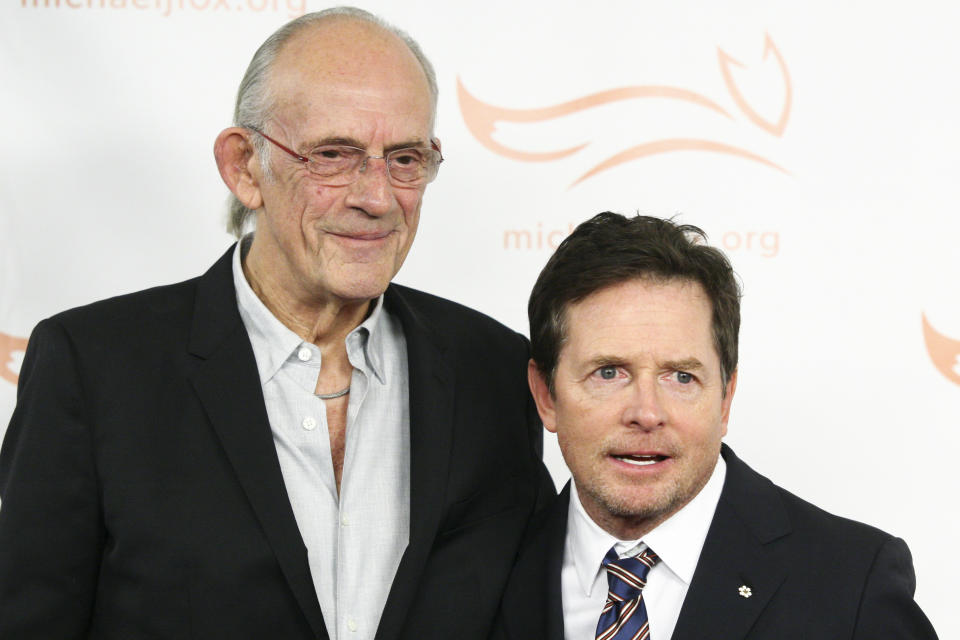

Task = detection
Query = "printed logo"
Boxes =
[459,34,791,186]
[922,314,960,387]
[0,332,28,386]
[20,0,306,18]
[501,221,780,258]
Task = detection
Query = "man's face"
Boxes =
[249,20,435,305]
[529,277,736,539]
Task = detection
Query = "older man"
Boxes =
[493,213,937,639]
[0,8,551,639]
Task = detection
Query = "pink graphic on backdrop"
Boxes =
[922,315,960,387]
[0,332,27,386]
[459,34,792,185]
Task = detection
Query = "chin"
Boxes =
[587,475,684,519]
[332,285,390,304]
[325,270,395,301]
[600,491,672,521]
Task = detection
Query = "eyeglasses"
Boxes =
[247,127,443,188]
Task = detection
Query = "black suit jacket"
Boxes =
[0,246,554,639]
[493,445,938,639]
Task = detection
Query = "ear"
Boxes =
[719,368,738,437]
[527,359,558,433]
[214,127,264,211]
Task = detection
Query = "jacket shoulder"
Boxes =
[40,275,203,349]
[777,485,891,541]
[54,276,201,324]
[717,450,938,637]
[386,283,529,346]
[722,446,894,549]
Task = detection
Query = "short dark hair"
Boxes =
[528,212,741,393]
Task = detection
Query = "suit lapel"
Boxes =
[375,285,456,640]
[185,247,327,640]
[499,484,569,640]
[671,445,789,640]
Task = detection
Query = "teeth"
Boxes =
[615,455,661,466]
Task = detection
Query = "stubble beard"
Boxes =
[575,452,716,538]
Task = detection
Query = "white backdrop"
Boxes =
[2,1,958,636]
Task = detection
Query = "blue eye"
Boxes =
[599,366,618,380]
[676,371,693,384]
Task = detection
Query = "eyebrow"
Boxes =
[661,358,704,371]
[585,355,626,368]
[305,136,429,153]
[583,356,705,372]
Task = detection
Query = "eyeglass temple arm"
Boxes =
[249,127,310,163]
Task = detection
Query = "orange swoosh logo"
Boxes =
[458,34,792,184]
[718,33,792,137]
[921,314,960,387]
[571,138,789,186]
[0,331,28,386]
[457,79,731,161]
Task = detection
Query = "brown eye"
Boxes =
[390,150,422,167]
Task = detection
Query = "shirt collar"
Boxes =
[566,454,727,596]
[232,238,387,385]
[346,295,387,385]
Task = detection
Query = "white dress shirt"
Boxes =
[233,240,410,640]
[561,456,726,640]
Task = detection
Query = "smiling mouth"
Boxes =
[330,230,393,241]
[612,454,668,466]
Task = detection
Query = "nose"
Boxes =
[345,155,394,217]
[620,376,666,431]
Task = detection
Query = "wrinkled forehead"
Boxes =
[268,19,434,133]
[559,276,715,351]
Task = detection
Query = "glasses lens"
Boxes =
[299,145,441,186]
[388,148,442,184]
[306,146,365,179]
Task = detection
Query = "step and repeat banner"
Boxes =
[2,1,958,634]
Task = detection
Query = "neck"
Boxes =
[241,246,373,351]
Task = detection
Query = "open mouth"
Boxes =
[612,454,668,466]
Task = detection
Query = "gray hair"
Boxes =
[226,6,439,237]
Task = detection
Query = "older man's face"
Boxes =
[530,277,736,539]
[250,20,434,306]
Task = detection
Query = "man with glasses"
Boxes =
[0,8,552,639]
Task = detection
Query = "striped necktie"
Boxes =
[595,546,660,640]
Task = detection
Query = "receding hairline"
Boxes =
[265,14,434,116]
[276,14,418,61]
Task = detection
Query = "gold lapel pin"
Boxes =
[738,585,753,598]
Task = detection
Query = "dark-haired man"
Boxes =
[493,212,937,639]
[0,8,552,639]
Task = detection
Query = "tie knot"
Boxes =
[602,546,659,601]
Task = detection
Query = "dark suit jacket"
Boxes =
[0,246,554,640]
[493,445,938,640]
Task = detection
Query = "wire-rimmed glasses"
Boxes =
[247,127,443,188]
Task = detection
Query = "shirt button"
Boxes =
[297,347,312,362]
[347,618,358,632]
[302,417,317,431]
[341,514,350,526]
